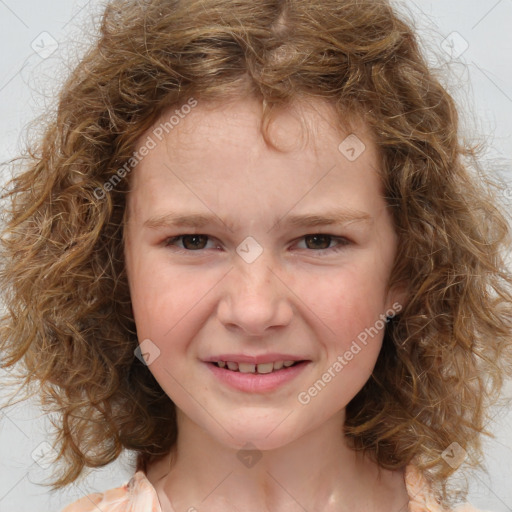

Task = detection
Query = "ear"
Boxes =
[385,281,409,317]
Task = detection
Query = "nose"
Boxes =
[216,254,293,337]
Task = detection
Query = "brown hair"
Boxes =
[1,0,511,506]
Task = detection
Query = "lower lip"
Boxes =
[205,361,310,393]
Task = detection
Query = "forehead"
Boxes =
[126,97,382,223]
[153,96,368,149]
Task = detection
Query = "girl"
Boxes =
[1,1,511,511]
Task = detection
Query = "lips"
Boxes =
[205,359,311,393]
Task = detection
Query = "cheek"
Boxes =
[130,275,183,335]
[302,263,390,383]
[313,281,386,404]
[128,257,218,351]
[309,265,389,337]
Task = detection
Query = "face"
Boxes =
[124,97,403,451]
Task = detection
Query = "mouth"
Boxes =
[210,360,307,374]
[205,359,311,393]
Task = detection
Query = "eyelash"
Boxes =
[163,233,351,255]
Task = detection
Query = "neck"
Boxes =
[146,410,408,512]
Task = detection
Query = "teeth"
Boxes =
[255,362,274,374]
[216,360,300,373]
[238,362,256,373]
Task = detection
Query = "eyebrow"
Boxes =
[143,208,373,231]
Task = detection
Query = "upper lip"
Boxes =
[204,353,309,365]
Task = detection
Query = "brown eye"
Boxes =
[304,234,333,250]
[182,235,208,250]
[165,234,211,250]
[295,234,351,253]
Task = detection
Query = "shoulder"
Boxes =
[60,471,161,512]
[405,465,492,512]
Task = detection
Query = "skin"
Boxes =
[124,97,409,511]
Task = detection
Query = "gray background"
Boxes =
[0,1,511,511]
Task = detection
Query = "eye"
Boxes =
[163,233,351,254]
[164,234,217,251]
[295,234,351,253]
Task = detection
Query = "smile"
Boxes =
[206,360,311,393]
[213,360,301,374]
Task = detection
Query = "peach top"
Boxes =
[61,465,486,512]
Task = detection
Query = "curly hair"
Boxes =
[1,0,512,506]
